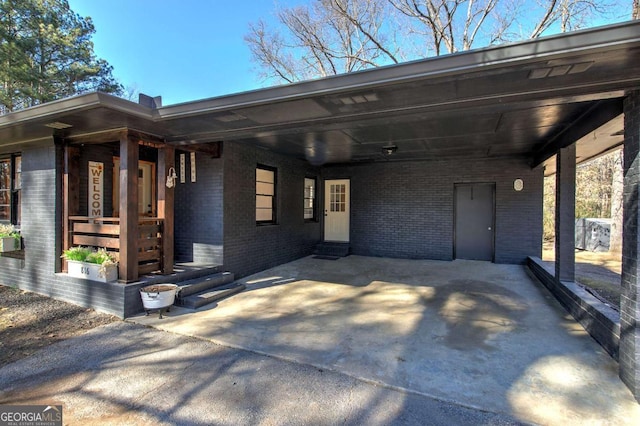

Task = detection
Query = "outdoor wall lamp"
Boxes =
[166,167,178,188]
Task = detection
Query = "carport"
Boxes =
[2,20,640,403]
[155,21,640,401]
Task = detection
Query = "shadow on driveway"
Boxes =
[132,255,640,425]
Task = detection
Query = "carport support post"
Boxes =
[554,143,575,282]
[621,90,640,402]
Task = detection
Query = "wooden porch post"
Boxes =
[119,132,139,282]
[158,146,175,274]
[62,145,80,272]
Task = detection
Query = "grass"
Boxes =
[542,240,621,308]
[576,276,621,307]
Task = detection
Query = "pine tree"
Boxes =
[0,0,122,114]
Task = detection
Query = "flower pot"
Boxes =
[140,284,178,318]
[0,236,19,252]
[67,260,118,283]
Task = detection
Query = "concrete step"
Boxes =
[136,264,223,286]
[177,272,235,298]
[314,242,350,257]
[177,282,246,309]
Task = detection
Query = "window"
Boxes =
[0,155,21,225]
[304,177,317,221]
[256,166,276,224]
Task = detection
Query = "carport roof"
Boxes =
[1,21,639,168]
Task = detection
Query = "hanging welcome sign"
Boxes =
[88,161,103,217]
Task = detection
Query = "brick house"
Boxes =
[1,21,640,399]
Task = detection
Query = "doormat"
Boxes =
[312,255,340,260]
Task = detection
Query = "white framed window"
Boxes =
[304,177,317,221]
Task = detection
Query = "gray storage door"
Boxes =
[454,183,495,261]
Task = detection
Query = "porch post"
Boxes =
[621,89,640,401]
[119,132,139,282]
[62,145,80,272]
[158,146,175,274]
[554,143,576,282]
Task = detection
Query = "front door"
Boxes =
[454,183,495,261]
[113,159,156,217]
[324,179,350,242]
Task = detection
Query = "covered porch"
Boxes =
[58,129,222,282]
[59,129,177,282]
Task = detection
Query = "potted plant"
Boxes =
[0,224,21,252]
[62,246,118,282]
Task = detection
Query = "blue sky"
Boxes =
[67,1,303,106]
[67,1,629,107]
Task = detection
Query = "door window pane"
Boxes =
[330,184,346,212]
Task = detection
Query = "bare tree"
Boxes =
[245,0,401,83]
[389,0,503,55]
[246,0,622,84]
[610,149,623,253]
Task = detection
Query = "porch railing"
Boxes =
[68,216,164,276]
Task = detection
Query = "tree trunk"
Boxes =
[610,149,623,253]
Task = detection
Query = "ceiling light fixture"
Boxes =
[382,145,398,156]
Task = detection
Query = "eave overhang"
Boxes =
[1,21,639,164]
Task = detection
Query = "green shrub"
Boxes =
[62,247,116,266]
[0,224,22,250]
[85,248,115,265]
[61,246,92,262]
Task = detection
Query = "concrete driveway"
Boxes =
[132,255,640,425]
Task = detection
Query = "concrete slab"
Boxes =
[0,322,525,425]
[131,255,640,425]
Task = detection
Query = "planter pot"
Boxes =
[0,236,19,252]
[67,260,118,283]
[140,284,178,318]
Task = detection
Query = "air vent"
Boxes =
[528,61,594,79]
[214,112,247,122]
[338,93,379,105]
[44,121,73,129]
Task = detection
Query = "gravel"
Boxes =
[0,285,118,366]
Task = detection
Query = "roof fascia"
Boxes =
[157,21,640,120]
[0,92,155,129]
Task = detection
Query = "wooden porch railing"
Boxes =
[68,216,164,277]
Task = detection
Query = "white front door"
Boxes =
[324,179,350,242]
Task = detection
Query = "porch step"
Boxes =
[177,282,246,309]
[177,271,235,298]
[175,272,245,309]
[314,242,350,257]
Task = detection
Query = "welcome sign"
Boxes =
[88,161,103,217]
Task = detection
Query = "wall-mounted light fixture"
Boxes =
[382,145,398,156]
[514,178,524,191]
[165,167,178,188]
